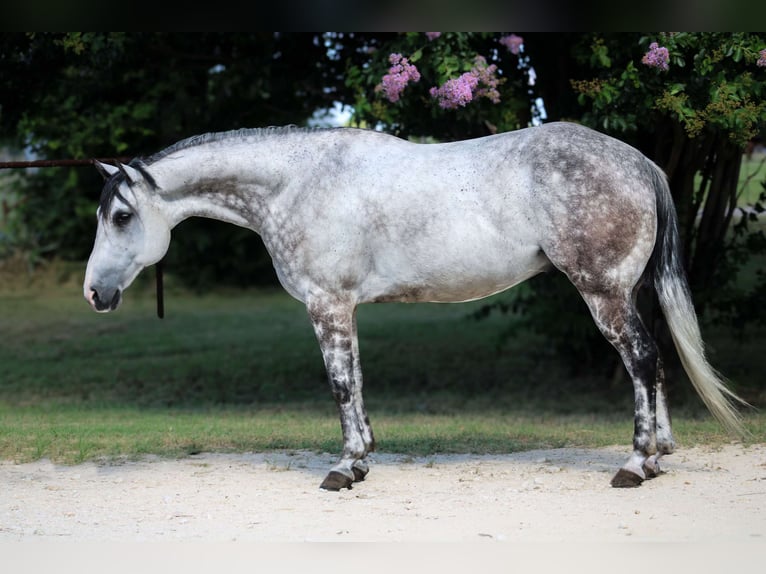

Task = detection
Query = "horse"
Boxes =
[84,121,747,490]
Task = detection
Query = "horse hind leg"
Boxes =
[577,289,675,487]
[642,356,675,478]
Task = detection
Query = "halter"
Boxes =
[155,259,165,319]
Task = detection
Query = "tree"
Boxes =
[0,32,345,283]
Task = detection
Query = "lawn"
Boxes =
[0,264,763,464]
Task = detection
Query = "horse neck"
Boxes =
[147,139,294,231]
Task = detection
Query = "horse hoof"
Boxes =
[320,471,354,491]
[610,468,644,488]
[352,460,369,482]
[642,460,662,479]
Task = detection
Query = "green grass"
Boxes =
[0,267,764,464]
[0,273,597,410]
[1,403,763,465]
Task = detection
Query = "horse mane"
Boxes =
[99,125,335,220]
[142,125,330,166]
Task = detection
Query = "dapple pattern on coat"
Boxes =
[84,122,747,490]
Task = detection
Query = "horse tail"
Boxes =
[649,161,749,437]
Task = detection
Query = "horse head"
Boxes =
[84,161,171,312]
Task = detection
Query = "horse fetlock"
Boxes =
[352,459,369,482]
[642,455,663,479]
[633,433,658,457]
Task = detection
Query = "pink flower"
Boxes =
[758,49,766,68]
[375,53,421,103]
[641,42,670,71]
[430,73,479,109]
[425,32,441,41]
[429,56,501,109]
[470,56,501,104]
[499,34,524,55]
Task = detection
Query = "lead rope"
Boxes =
[156,259,165,319]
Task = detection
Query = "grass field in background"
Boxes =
[0,267,763,464]
[739,153,766,204]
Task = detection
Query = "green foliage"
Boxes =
[572,33,766,146]
[166,219,278,290]
[0,32,343,284]
[1,167,96,262]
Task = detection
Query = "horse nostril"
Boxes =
[90,288,100,305]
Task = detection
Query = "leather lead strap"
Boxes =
[156,259,165,319]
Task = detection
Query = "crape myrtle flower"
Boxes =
[376,53,421,103]
[430,73,479,109]
[470,56,501,104]
[642,42,670,71]
[429,56,501,110]
[499,34,524,55]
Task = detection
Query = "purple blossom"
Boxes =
[375,53,421,103]
[499,34,524,55]
[425,32,441,41]
[429,73,479,109]
[758,49,766,68]
[429,56,501,109]
[470,56,501,104]
[642,42,670,71]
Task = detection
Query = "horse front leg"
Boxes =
[307,296,375,491]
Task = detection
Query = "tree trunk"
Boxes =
[649,124,744,392]
[654,124,743,307]
[690,139,743,310]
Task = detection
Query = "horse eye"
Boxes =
[112,211,133,228]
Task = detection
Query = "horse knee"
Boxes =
[330,380,352,405]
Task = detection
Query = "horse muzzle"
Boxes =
[88,287,122,312]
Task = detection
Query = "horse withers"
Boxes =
[84,122,747,490]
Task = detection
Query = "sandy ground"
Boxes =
[1,443,765,545]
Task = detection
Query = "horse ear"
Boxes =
[118,163,143,185]
[94,160,120,180]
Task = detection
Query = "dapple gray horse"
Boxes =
[84,122,746,490]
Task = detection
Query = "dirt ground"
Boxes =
[1,443,765,544]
